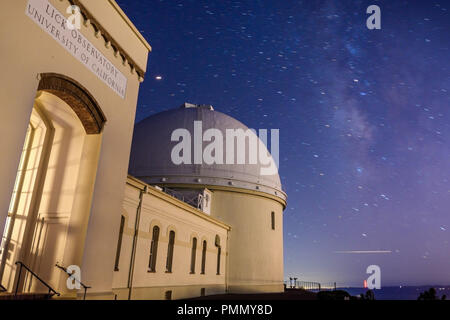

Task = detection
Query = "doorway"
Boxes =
[0,74,105,294]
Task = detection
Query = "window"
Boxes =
[166,230,175,273]
[114,215,125,271]
[190,237,197,274]
[215,235,221,275]
[216,246,221,275]
[201,288,206,297]
[148,226,160,272]
[165,290,172,300]
[201,240,207,274]
[271,211,275,230]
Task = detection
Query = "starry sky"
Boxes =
[116,0,450,287]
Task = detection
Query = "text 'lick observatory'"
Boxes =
[129,103,287,293]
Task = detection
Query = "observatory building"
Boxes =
[112,103,287,299]
[0,0,286,300]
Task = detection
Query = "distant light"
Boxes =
[155,76,162,80]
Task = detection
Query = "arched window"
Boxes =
[216,247,221,275]
[148,226,160,272]
[166,230,175,273]
[215,235,221,275]
[190,237,197,274]
[114,215,125,271]
[201,240,207,275]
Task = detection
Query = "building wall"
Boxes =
[111,178,229,300]
[210,189,285,293]
[0,0,286,300]
[0,0,150,296]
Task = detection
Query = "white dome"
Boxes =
[129,103,286,201]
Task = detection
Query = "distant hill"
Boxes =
[340,286,450,300]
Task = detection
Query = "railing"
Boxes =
[296,281,321,291]
[55,263,91,300]
[162,187,202,209]
[14,261,60,298]
[285,278,322,291]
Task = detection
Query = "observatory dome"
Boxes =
[129,103,286,201]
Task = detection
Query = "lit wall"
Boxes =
[210,189,285,293]
[112,178,229,300]
[0,0,150,297]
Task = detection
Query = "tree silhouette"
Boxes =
[417,287,446,300]
[359,290,375,300]
[365,290,375,300]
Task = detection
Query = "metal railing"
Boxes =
[162,187,203,209]
[55,263,91,300]
[15,261,60,298]
[285,278,322,291]
[296,281,321,291]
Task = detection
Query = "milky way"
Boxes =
[116,0,450,286]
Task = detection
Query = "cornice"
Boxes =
[64,0,150,82]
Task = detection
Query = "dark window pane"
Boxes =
[166,231,175,273]
[190,237,197,274]
[114,215,125,271]
[271,212,275,230]
[216,246,221,275]
[148,226,160,272]
[201,241,207,274]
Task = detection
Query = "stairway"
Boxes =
[0,261,60,300]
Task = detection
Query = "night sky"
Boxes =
[116,0,450,287]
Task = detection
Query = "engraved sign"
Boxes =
[26,0,128,98]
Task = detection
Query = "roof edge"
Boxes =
[127,175,232,230]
